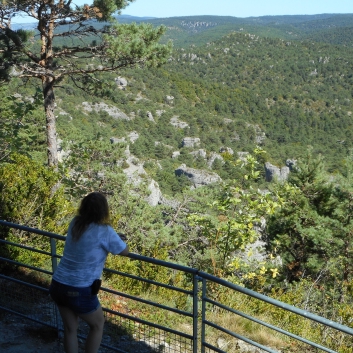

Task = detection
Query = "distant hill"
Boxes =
[113,13,353,47]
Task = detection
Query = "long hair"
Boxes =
[71,192,110,241]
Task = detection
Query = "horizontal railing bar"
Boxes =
[0,257,53,275]
[103,267,193,295]
[204,298,337,353]
[0,239,52,257]
[199,271,353,337]
[103,307,194,340]
[101,286,193,318]
[0,220,66,241]
[128,252,199,274]
[204,320,278,353]
[202,342,226,353]
[0,274,49,293]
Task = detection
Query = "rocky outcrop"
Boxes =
[57,138,70,162]
[207,152,224,168]
[286,159,297,171]
[147,180,162,207]
[265,162,289,182]
[171,151,181,159]
[115,76,127,89]
[175,164,221,188]
[82,102,130,120]
[219,147,234,155]
[247,123,266,144]
[182,137,200,148]
[121,155,162,206]
[128,131,139,143]
[110,137,126,144]
[170,116,189,129]
[237,152,249,161]
[146,111,155,122]
[165,95,174,105]
[190,149,207,159]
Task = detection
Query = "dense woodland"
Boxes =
[2,10,353,351]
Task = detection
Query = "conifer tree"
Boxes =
[0,0,172,167]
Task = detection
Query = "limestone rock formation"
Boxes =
[264,162,289,182]
[182,137,200,148]
[82,102,129,120]
[175,164,221,188]
[172,151,181,159]
[165,95,174,105]
[110,137,126,144]
[219,147,234,155]
[115,76,127,89]
[146,111,155,122]
[207,152,224,168]
[190,149,207,159]
[170,116,189,129]
[128,131,139,143]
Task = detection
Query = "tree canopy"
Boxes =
[0,0,172,166]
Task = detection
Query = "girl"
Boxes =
[49,192,129,353]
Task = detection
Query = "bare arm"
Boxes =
[119,244,129,256]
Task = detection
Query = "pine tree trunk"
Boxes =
[43,77,58,168]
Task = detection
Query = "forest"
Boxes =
[1,6,353,351]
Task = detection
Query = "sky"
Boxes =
[11,0,353,23]
[119,0,353,18]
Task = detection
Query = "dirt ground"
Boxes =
[0,310,116,353]
[0,310,63,353]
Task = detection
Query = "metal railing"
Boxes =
[1,219,353,353]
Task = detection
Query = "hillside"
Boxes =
[46,26,353,178]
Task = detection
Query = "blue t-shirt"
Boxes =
[53,221,127,287]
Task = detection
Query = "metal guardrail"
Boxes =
[1,219,353,353]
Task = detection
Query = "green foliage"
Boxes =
[0,87,44,161]
[0,153,74,268]
[0,154,73,230]
[188,149,281,278]
[266,149,353,294]
[105,23,173,68]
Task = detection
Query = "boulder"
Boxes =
[147,180,162,206]
[172,151,181,159]
[175,164,221,188]
[146,111,155,122]
[182,137,200,148]
[128,131,139,143]
[190,149,207,159]
[265,162,289,182]
[110,137,126,144]
[115,76,127,89]
[286,159,297,171]
[220,147,234,155]
[208,152,224,168]
[170,116,189,129]
[165,95,174,105]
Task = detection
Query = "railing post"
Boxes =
[50,237,58,273]
[193,273,199,353]
[201,276,207,353]
[50,237,61,337]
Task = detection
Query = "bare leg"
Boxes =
[58,306,79,353]
[79,305,105,353]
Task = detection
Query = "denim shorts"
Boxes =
[49,279,100,314]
